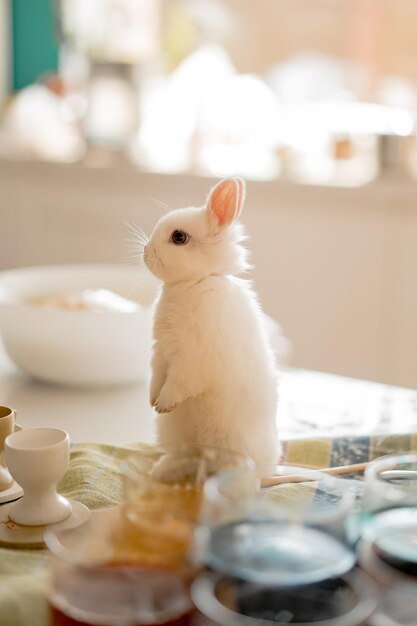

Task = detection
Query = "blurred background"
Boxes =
[0,0,416,388]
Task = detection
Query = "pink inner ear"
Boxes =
[210,180,238,226]
[236,179,244,220]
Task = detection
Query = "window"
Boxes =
[2,0,417,185]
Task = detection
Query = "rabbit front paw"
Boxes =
[154,384,190,414]
[154,392,181,413]
[150,382,164,408]
[155,401,180,414]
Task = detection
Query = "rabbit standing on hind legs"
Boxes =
[143,178,279,475]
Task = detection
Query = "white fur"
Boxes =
[144,179,278,474]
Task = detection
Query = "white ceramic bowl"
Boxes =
[0,264,158,387]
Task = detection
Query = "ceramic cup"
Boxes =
[4,428,72,526]
[0,406,16,491]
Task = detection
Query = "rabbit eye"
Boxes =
[170,230,189,245]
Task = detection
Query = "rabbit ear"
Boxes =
[207,178,246,228]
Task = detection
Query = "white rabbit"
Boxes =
[143,178,279,474]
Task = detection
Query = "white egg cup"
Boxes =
[4,427,73,526]
[0,406,16,491]
[0,406,24,506]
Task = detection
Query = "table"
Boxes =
[0,339,416,446]
[0,339,416,626]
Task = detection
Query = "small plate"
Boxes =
[0,499,90,549]
[0,480,23,505]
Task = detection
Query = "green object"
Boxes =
[11,0,58,90]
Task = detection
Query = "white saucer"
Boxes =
[0,499,90,549]
[0,480,23,504]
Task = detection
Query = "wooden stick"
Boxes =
[261,462,369,488]
[320,462,369,476]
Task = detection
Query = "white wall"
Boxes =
[0,160,416,389]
